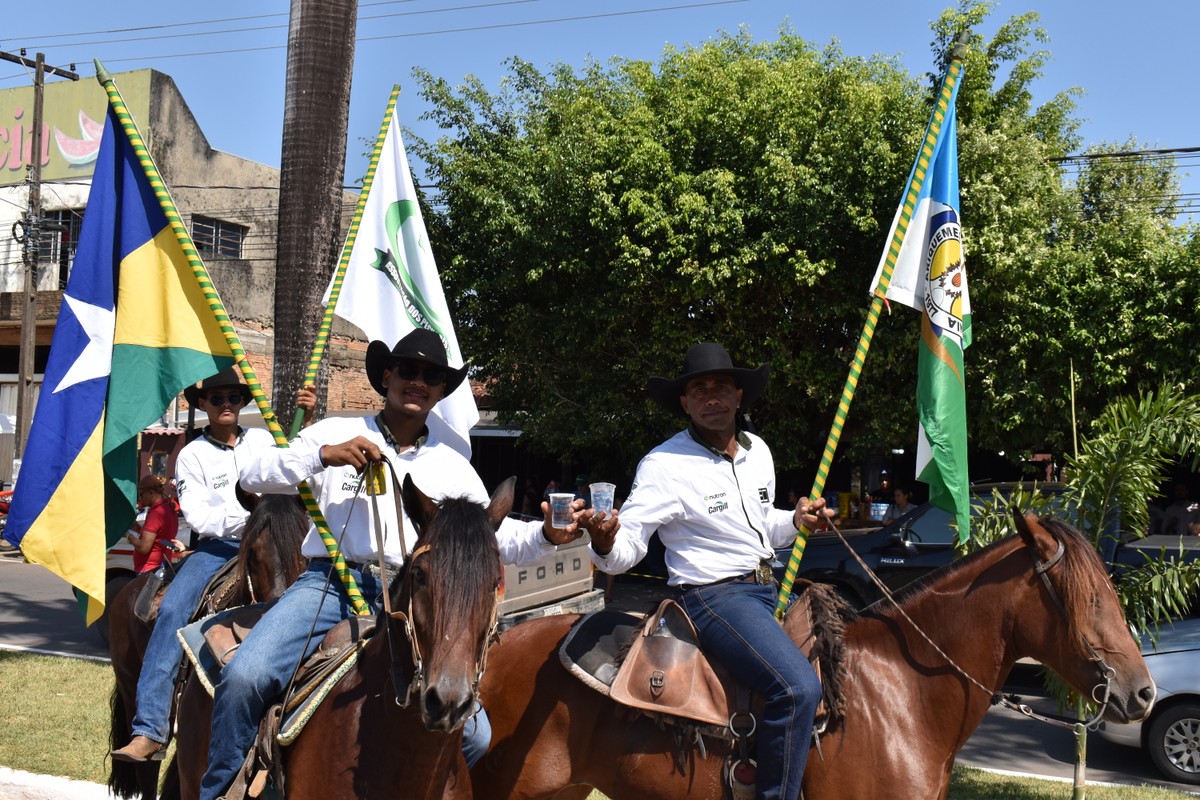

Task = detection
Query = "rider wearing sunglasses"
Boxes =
[113,366,276,764]
[198,328,605,800]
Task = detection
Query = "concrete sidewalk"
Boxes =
[0,767,109,800]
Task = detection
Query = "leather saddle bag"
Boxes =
[609,598,738,728]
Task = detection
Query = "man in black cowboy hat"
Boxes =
[114,365,276,763]
[587,342,829,800]
[198,328,590,800]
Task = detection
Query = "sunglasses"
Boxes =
[390,360,448,387]
[204,392,245,406]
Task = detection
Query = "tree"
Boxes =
[273,0,357,431]
[414,1,1198,482]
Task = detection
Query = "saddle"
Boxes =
[562,581,850,734]
[132,553,243,627]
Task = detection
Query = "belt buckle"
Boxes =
[754,560,774,586]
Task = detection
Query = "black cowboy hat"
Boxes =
[646,342,770,418]
[183,366,250,405]
[365,329,469,397]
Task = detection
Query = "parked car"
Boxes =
[781,482,1068,609]
[1096,615,1200,785]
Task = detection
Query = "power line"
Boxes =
[0,0,751,68]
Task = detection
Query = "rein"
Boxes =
[828,519,1115,731]
[366,460,499,711]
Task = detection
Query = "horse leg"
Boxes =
[173,672,213,800]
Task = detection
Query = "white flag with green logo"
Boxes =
[326,113,478,457]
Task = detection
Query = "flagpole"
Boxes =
[94,62,370,615]
[288,85,401,439]
[774,34,969,619]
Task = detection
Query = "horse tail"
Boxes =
[107,684,141,800]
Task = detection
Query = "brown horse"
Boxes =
[171,475,512,800]
[107,493,308,800]
[471,512,1156,800]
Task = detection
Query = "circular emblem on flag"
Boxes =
[923,208,966,347]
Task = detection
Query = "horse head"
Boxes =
[1012,510,1155,724]
[395,474,511,733]
[234,491,308,605]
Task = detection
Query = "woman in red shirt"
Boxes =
[127,476,183,573]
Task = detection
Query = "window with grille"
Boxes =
[37,208,84,288]
[192,215,247,258]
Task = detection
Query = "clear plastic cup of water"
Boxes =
[590,482,616,515]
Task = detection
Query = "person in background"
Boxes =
[869,471,893,503]
[1162,481,1200,537]
[574,473,592,508]
[882,485,914,525]
[127,475,185,574]
[521,477,542,517]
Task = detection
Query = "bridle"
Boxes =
[366,459,500,711]
[828,517,1115,730]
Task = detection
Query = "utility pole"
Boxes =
[0,51,78,466]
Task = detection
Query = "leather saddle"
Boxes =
[563,581,849,732]
[133,553,242,627]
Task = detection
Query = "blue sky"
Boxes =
[2,0,1196,209]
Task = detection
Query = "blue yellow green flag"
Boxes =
[868,73,972,543]
[2,105,234,622]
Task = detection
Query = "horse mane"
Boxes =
[879,516,1111,651]
[234,493,309,604]
[391,494,501,631]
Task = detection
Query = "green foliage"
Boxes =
[414,1,1200,480]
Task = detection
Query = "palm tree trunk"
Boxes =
[273,0,357,430]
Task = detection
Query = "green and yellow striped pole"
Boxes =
[287,85,401,439]
[95,62,370,615]
[774,35,969,619]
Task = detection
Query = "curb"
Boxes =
[0,768,110,800]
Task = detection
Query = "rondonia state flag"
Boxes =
[869,71,972,543]
[3,104,234,622]
[325,111,478,457]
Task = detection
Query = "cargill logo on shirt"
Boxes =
[707,499,729,514]
[213,475,230,490]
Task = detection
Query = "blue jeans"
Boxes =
[200,561,493,800]
[679,581,820,800]
[131,537,239,744]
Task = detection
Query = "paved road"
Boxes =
[0,551,109,660]
[0,555,1196,794]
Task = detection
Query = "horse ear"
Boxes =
[1013,508,1055,559]
[235,482,259,513]
[401,473,439,533]
[486,476,517,530]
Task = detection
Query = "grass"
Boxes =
[0,651,114,784]
[0,652,1194,798]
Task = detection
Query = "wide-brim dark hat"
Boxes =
[365,329,469,397]
[183,366,251,405]
[646,343,769,417]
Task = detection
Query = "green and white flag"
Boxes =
[868,71,972,543]
[327,113,478,457]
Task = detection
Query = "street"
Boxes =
[0,553,1197,794]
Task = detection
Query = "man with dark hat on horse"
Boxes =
[586,342,830,800]
[198,328,590,800]
[113,365,276,763]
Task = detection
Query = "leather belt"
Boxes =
[312,556,400,584]
[677,560,775,593]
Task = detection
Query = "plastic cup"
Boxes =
[590,482,616,515]
[549,493,575,528]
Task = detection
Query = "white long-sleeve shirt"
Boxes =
[175,427,277,541]
[591,427,798,587]
[238,414,555,568]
